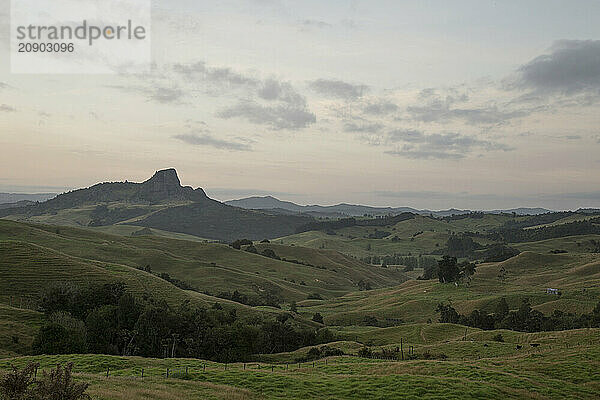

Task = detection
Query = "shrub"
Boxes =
[312,313,324,324]
[493,333,504,342]
[0,362,38,400]
[307,293,323,300]
[35,363,90,400]
[0,363,90,400]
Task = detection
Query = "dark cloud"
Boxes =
[309,79,369,100]
[344,121,383,133]
[173,133,251,151]
[384,129,514,160]
[362,100,398,115]
[217,101,316,130]
[509,40,600,95]
[257,78,306,106]
[0,82,10,90]
[0,104,16,112]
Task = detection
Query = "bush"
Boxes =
[307,293,323,300]
[312,313,324,324]
[0,362,38,400]
[35,363,90,400]
[0,363,90,400]
[493,333,504,342]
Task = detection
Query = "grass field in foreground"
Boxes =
[1,327,598,399]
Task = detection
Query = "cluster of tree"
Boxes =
[295,213,415,234]
[443,235,483,258]
[480,244,521,262]
[87,204,148,227]
[500,212,577,230]
[135,265,197,291]
[442,212,485,221]
[0,363,90,400]
[367,230,391,239]
[418,256,475,283]
[357,280,372,291]
[361,254,438,270]
[489,218,600,244]
[437,298,600,332]
[216,289,282,308]
[296,345,344,362]
[32,282,335,363]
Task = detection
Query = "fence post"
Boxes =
[166,368,169,378]
[106,367,110,378]
[203,364,206,372]
[186,366,188,377]
[401,338,404,361]
[244,363,246,370]
[271,365,274,372]
[141,368,144,379]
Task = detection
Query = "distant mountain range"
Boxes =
[0,192,56,205]
[0,169,312,241]
[0,170,563,242]
[225,196,552,217]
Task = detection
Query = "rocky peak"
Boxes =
[139,168,207,203]
[144,168,181,190]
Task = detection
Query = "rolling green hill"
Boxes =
[297,248,600,325]
[0,220,407,304]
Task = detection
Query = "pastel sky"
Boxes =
[1,0,599,210]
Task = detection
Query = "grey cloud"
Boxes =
[300,19,332,29]
[344,121,383,133]
[257,79,306,106]
[363,101,398,115]
[173,62,258,86]
[509,40,600,95]
[217,101,316,130]
[407,89,532,125]
[309,79,369,99]
[173,62,309,109]
[106,84,184,104]
[173,133,251,151]
[385,148,464,160]
[149,87,184,104]
[0,104,16,112]
[0,82,10,90]
[384,129,514,160]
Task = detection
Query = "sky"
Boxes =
[1,0,599,210]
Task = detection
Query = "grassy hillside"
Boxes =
[0,220,406,303]
[298,249,600,325]
[0,305,43,358]
[277,214,511,258]
[0,240,268,315]
[1,326,598,399]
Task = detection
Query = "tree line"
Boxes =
[437,298,600,332]
[32,282,334,363]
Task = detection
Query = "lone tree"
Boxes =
[312,313,324,324]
